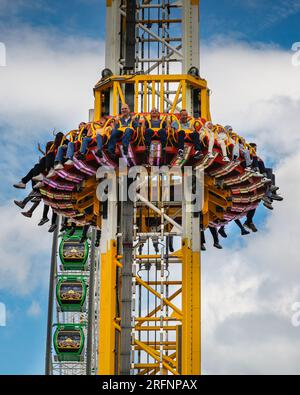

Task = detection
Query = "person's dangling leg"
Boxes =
[107,128,122,156]
[209,226,222,249]
[201,230,206,250]
[208,133,215,158]
[80,225,90,243]
[235,219,250,235]
[177,130,185,157]
[95,134,103,158]
[244,209,258,232]
[48,211,58,233]
[144,128,154,149]
[218,225,227,238]
[219,139,230,161]
[38,204,50,226]
[21,200,40,218]
[190,131,202,159]
[168,236,174,253]
[95,229,101,247]
[122,128,134,155]
[14,189,36,210]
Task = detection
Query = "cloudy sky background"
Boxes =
[0,0,300,374]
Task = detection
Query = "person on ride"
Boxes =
[200,121,215,159]
[215,125,230,162]
[54,124,85,169]
[107,104,139,158]
[225,125,252,171]
[143,107,167,155]
[13,133,64,189]
[171,109,202,160]
[77,120,106,160]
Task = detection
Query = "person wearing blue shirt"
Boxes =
[107,104,138,157]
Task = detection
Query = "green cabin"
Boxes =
[53,324,85,362]
[59,229,89,271]
[56,276,87,312]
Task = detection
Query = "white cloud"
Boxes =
[0,203,52,295]
[27,301,41,317]
[1,25,300,374]
[200,40,300,374]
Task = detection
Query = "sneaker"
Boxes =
[65,159,74,166]
[208,153,215,159]
[33,182,45,190]
[14,200,26,209]
[241,228,250,236]
[95,239,100,248]
[30,191,41,198]
[95,149,103,159]
[270,185,279,193]
[32,174,44,182]
[48,224,57,233]
[222,156,230,162]
[194,150,202,160]
[218,227,227,238]
[31,197,42,203]
[254,172,264,178]
[213,242,223,249]
[263,196,273,205]
[244,221,258,232]
[54,162,64,171]
[270,194,283,201]
[46,169,56,178]
[38,217,49,226]
[13,181,26,189]
[178,149,184,158]
[263,201,273,210]
[77,152,86,161]
[21,211,32,218]
[201,244,206,251]
[245,166,252,172]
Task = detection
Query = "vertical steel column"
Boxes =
[181,173,201,375]
[86,229,97,375]
[120,193,134,375]
[45,215,60,375]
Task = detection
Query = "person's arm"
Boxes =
[37,143,45,156]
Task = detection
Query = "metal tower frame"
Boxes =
[96,0,203,376]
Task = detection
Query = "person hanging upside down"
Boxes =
[107,104,139,158]
[171,109,202,160]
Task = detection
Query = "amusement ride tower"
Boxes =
[44,0,269,376]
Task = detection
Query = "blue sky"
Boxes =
[0,0,299,375]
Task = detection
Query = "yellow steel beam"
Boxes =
[135,276,182,317]
[181,240,201,375]
[170,81,182,113]
[136,288,182,327]
[98,240,118,375]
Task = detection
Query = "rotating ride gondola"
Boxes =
[53,324,85,362]
[56,276,87,312]
[59,229,89,271]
